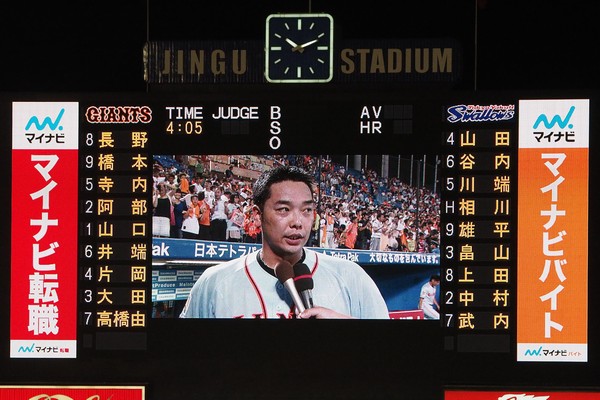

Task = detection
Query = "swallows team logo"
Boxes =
[446,104,515,123]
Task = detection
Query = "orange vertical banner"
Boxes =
[517,99,589,362]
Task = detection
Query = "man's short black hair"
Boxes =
[252,165,315,211]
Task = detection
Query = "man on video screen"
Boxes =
[180,165,389,319]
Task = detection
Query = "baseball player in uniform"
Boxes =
[180,165,389,319]
[418,274,441,319]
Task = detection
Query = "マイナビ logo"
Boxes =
[532,105,575,130]
[12,102,78,150]
[518,99,589,149]
[25,108,65,131]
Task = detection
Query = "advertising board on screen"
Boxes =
[10,102,79,358]
[517,99,589,362]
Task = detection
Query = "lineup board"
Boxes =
[5,89,590,366]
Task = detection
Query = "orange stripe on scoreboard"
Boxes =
[517,99,588,362]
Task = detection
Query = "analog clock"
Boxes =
[265,13,334,83]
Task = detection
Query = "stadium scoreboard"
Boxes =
[5,88,590,364]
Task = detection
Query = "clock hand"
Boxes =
[292,38,319,53]
[286,38,309,54]
[299,38,319,48]
[285,38,299,48]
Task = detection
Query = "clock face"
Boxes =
[265,13,334,83]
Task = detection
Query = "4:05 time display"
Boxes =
[165,120,203,135]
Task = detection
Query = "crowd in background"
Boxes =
[152,155,441,254]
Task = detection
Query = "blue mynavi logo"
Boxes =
[523,345,543,356]
[532,105,575,130]
[25,108,65,131]
[17,342,36,353]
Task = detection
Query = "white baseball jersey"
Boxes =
[420,282,436,306]
[180,249,390,319]
[419,281,439,319]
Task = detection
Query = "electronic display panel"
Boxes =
[1,87,595,399]
[151,153,441,320]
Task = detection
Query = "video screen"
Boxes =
[151,154,441,319]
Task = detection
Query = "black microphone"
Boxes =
[274,260,306,314]
[293,263,314,310]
